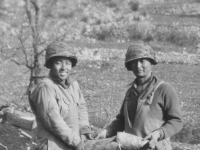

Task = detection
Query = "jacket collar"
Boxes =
[127,73,154,88]
[127,73,161,97]
[49,71,75,89]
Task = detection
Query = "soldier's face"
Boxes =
[51,57,72,81]
[130,58,152,79]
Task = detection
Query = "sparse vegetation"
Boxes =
[0,0,200,149]
[129,1,140,11]
[58,11,75,19]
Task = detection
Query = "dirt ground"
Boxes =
[0,122,35,150]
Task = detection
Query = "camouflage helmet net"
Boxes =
[45,41,77,68]
[125,42,157,70]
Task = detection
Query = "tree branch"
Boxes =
[11,59,22,66]
[30,0,41,31]
[0,48,20,67]
[18,35,32,69]
[25,0,36,35]
[0,143,8,150]
[103,108,111,128]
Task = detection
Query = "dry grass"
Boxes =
[0,53,200,149]
[74,59,200,146]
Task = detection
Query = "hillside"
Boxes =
[0,0,200,150]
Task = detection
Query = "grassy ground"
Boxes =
[76,59,200,148]
[0,123,34,150]
[0,52,200,150]
[0,0,200,149]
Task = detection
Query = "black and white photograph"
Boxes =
[0,0,200,150]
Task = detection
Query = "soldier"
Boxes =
[29,41,92,150]
[94,42,183,150]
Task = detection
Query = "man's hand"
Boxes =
[74,141,85,150]
[143,130,161,149]
[81,133,93,142]
[92,129,107,140]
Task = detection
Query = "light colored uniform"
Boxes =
[29,77,90,150]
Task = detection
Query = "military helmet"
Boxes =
[45,41,77,69]
[125,43,157,70]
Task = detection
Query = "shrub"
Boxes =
[97,26,115,41]
[128,1,140,11]
[94,0,111,3]
[126,21,200,46]
[93,0,117,8]
[81,16,88,23]
[58,11,74,19]
[127,21,155,42]
[127,24,143,40]
[83,23,117,41]
[144,32,154,42]
[106,1,117,8]
[154,24,200,46]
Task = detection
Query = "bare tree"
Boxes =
[25,0,44,84]
[0,0,46,96]
[0,0,68,103]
